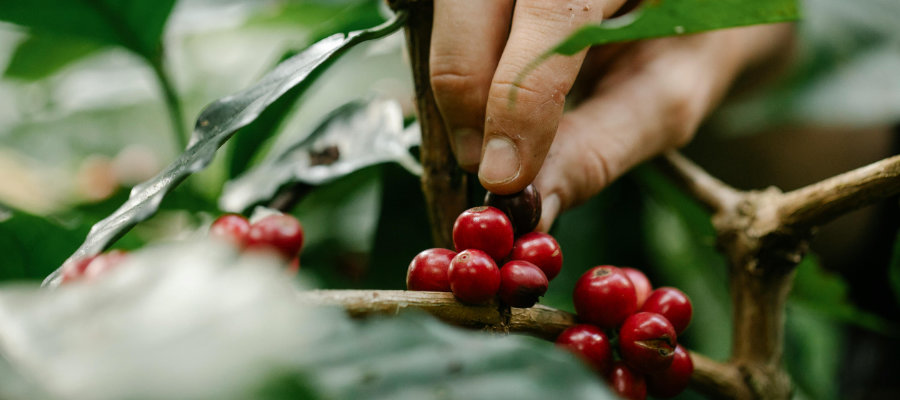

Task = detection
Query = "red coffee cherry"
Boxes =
[448,249,501,304]
[573,265,638,328]
[209,214,251,247]
[510,232,563,280]
[498,260,548,308]
[60,255,98,284]
[647,344,694,398]
[621,267,652,309]
[608,361,647,400]
[483,184,542,236]
[641,287,693,335]
[556,324,614,376]
[452,206,514,262]
[619,312,677,374]
[407,248,456,292]
[246,214,304,260]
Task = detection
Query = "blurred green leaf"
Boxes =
[41,13,408,287]
[0,0,175,60]
[0,239,617,399]
[226,0,387,179]
[791,255,900,336]
[549,0,799,55]
[632,166,733,360]
[3,34,103,81]
[890,230,900,308]
[0,207,88,282]
[785,303,843,400]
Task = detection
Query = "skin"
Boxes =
[429,0,794,230]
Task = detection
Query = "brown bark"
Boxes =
[394,0,468,249]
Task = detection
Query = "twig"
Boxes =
[297,289,746,396]
[775,154,900,231]
[396,0,468,248]
[655,151,743,213]
[150,60,188,151]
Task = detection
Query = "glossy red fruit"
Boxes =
[573,266,638,328]
[608,361,647,400]
[452,206,514,262]
[246,214,304,260]
[619,312,677,374]
[510,232,563,280]
[621,267,652,309]
[556,324,614,375]
[60,255,98,284]
[498,260,548,307]
[641,287,693,335]
[483,184,542,236]
[448,249,501,304]
[407,248,456,292]
[209,214,251,247]
[647,344,694,398]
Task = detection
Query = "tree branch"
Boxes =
[655,151,743,213]
[394,0,468,248]
[296,289,747,396]
[775,154,900,231]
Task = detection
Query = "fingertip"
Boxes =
[478,136,521,189]
[535,192,560,233]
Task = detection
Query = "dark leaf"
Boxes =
[0,207,88,282]
[3,34,104,81]
[891,229,900,307]
[0,0,175,60]
[41,12,409,287]
[220,98,421,213]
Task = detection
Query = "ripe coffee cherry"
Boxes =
[647,344,694,398]
[556,324,614,375]
[573,266,638,328]
[641,287,693,335]
[621,267,652,308]
[209,214,250,247]
[619,312,677,374]
[498,260,548,308]
[246,214,304,260]
[608,361,647,400]
[483,184,542,236]
[510,232,563,280]
[448,249,501,304]
[452,206,514,262]
[60,255,98,284]
[407,248,456,292]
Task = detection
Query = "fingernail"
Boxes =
[453,128,482,168]
[537,193,560,232]
[479,137,520,184]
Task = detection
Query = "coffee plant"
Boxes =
[1,0,899,399]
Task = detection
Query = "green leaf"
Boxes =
[790,255,900,337]
[220,98,420,213]
[784,303,843,400]
[226,1,387,179]
[40,12,409,287]
[551,0,799,55]
[890,229,900,307]
[0,0,175,60]
[511,0,799,99]
[0,207,88,282]
[3,34,103,81]
[0,240,616,399]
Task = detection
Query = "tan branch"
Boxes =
[297,289,749,396]
[655,151,744,213]
[775,154,900,230]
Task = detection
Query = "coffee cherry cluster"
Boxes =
[557,266,694,400]
[60,212,304,284]
[407,185,562,307]
[208,213,304,273]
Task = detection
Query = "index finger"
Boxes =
[478,0,625,194]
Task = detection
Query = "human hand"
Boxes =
[429,1,792,230]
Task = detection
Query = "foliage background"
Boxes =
[0,0,898,398]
